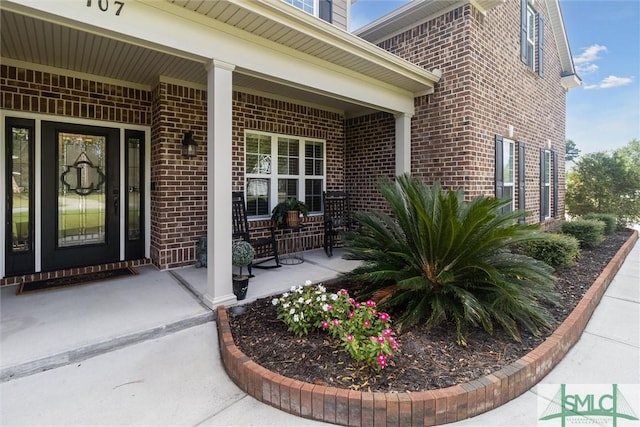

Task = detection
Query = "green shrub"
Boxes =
[520,233,580,268]
[583,213,617,235]
[344,174,559,346]
[560,219,605,248]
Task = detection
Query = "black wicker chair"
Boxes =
[232,192,281,274]
[322,191,351,257]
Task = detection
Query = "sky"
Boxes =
[350,0,640,156]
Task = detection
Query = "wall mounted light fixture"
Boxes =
[182,132,197,158]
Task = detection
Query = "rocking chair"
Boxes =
[232,192,281,274]
[323,191,351,257]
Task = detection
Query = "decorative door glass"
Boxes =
[10,127,31,252]
[58,132,107,247]
[127,137,141,241]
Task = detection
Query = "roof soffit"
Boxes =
[163,0,440,93]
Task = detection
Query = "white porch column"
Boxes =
[395,113,413,176]
[204,59,236,309]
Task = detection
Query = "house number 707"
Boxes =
[86,0,125,16]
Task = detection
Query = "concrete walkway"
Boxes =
[0,240,638,426]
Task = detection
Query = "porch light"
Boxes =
[182,132,197,158]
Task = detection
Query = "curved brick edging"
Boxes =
[216,230,638,427]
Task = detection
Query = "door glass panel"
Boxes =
[11,127,31,252]
[58,132,107,247]
[127,137,141,241]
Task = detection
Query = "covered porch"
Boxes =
[0,0,439,307]
[1,247,359,382]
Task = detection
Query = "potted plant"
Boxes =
[271,197,309,228]
[232,240,254,300]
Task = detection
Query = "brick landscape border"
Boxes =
[216,230,638,426]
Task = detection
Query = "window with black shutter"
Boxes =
[521,0,544,75]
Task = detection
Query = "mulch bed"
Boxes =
[228,230,633,393]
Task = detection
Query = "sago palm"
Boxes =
[344,174,559,346]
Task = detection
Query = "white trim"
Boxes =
[244,130,327,219]
[0,110,151,278]
[503,138,516,213]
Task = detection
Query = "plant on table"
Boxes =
[343,174,559,346]
[271,197,309,227]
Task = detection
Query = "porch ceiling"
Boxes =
[1,0,441,117]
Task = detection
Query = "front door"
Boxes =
[41,122,120,271]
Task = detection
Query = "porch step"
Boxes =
[0,312,214,383]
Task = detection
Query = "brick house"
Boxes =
[0,0,579,306]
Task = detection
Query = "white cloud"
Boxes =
[583,75,634,90]
[573,44,608,64]
[575,63,599,75]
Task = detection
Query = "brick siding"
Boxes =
[361,0,566,221]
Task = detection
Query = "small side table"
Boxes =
[279,225,305,265]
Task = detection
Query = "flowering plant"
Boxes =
[322,289,399,370]
[271,281,400,370]
[271,280,337,336]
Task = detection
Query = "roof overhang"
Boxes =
[355,0,505,43]
[546,0,581,90]
[1,0,442,117]
[162,0,441,95]
[356,0,581,91]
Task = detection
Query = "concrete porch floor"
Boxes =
[0,248,358,383]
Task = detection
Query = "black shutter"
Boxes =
[537,14,544,77]
[495,136,504,201]
[518,142,526,223]
[553,151,559,217]
[319,0,332,23]
[540,149,545,222]
[520,0,528,64]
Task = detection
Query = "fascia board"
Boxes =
[234,0,441,84]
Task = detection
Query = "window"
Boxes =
[520,0,544,76]
[283,0,314,15]
[245,131,325,217]
[495,136,515,214]
[540,149,551,220]
[282,0,332,23]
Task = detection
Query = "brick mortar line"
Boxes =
[216,230,639,427]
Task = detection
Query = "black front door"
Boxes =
[41,122,120,271]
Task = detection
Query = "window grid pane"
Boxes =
[246,134,272,175]
[277,138,299,175]
[278,179,298,203]
[305,179,323,213]
[246,178,270,216]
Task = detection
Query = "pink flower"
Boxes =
[348,298,356,305]
[379,312,390,322]
[377,336,385,344]
[332,319,341,327]
[354,302,361,308]
[383,328,393,337]
[339,289,349,296]
[365,300,376,308]
[345,334,354,342]
[348,311,355,319]
[321,321,329,329]
[377,354,387,368]
[326,304,334,311]
[363,320,371,328]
